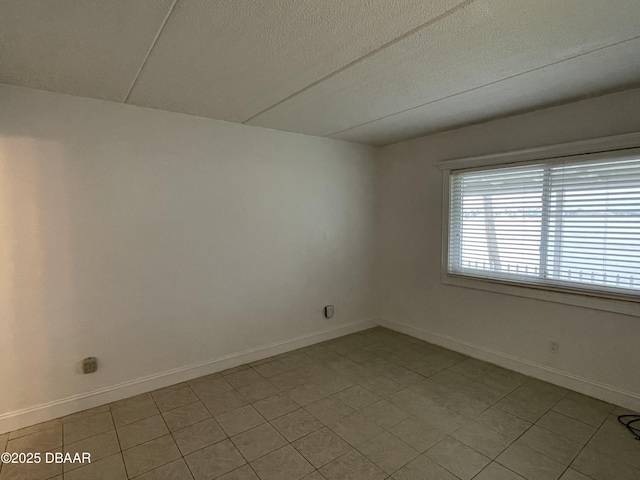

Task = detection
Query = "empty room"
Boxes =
[1,1,640,480]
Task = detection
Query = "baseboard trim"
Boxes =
[378,318,640,412]
[0,318,376,434]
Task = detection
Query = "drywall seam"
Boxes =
[378,318,640,412]
[0,318,377,434]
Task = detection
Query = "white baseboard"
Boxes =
[378,318,640,412]
[5,315,637,434]
[0,318,376,434]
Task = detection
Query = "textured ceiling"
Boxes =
[1,0,639,145]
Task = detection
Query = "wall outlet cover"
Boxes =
[82,357,98,374]
[324,305,334,318]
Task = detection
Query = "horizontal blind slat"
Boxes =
[449,154,640,295]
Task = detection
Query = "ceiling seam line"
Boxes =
[123,0,179,104]
[369,83,640,146]
[240,0,479,124]
[325,34,640,138]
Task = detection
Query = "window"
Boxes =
[439,133,640,314]
[449,155,640,298]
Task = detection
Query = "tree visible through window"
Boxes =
[448,156,640,297]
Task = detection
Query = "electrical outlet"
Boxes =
[82,357,98,374]
[549,340,559,354]
[324,305,334,318]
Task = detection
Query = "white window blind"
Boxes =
[448,154,640,298]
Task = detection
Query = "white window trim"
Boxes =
[437,132,640,318]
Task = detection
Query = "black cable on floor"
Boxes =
[617,414,640,440]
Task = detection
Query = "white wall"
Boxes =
[0,85,378,431]
[3,83,640,433]
[378,89,640,411]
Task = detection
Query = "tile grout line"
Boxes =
[170,376,296,474]
[149,388,192,480]
[423,435,464,479]
[222,379,312,477]
[222,402,267,467]
[557,410,612,480]
[4,328,633,480]
[492,392,604,480]
[107,405,127,480]
[535,408,604,436]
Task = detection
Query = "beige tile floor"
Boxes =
[1,327,638,480]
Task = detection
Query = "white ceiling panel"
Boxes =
[247,0,640,138]
[2,0,640,145]
[0,0,174,101]
[331,38,640,145]
[126,0,466,122]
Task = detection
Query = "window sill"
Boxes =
[441,272,640,317]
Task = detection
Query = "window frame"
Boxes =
[438,132,640,317]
